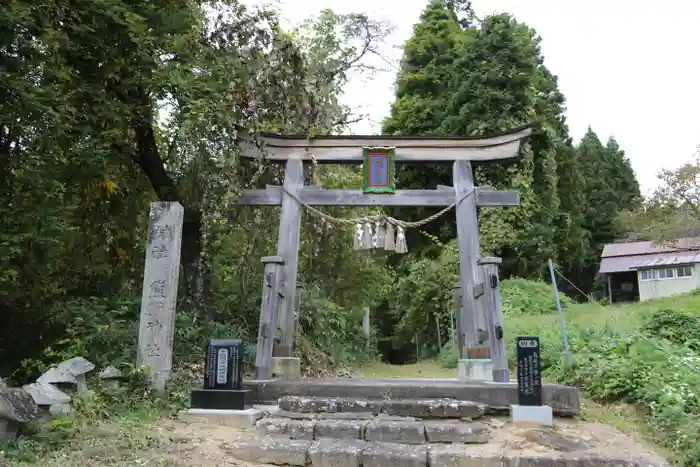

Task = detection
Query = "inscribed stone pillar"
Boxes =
[137,202,184,394]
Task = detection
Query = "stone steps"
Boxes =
[256,417,492,444]
[224,436,659,467]
[277,396,485,419]
[244,378,581,416]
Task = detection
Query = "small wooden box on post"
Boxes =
[237,127,532,382]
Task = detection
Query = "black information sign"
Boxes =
[516,336,542,406]
[203,338,244,390]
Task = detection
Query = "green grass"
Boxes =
[508,292,700,334]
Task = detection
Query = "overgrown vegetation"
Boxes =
[2,0,698,465]
[436,290,700,466]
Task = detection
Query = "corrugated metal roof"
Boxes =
[601,237,700,258]
[629,252,700,269]
[599,238,700,274]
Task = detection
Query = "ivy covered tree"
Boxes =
[0,0,393,375]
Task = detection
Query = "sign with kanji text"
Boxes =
[516,336,543,406]
[362,147,395,194]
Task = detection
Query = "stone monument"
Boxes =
[511,336,553,426]
[137,202,184,394]
[191,338,251,410]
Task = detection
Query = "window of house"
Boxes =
[657,268,676,279]
[676,266,693,278]
[639,269,655,281]
[639,266,694,280]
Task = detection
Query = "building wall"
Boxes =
[638,264,700,301]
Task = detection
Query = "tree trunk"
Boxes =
[132,100,212,318]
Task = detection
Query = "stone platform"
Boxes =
[223,413,669,467]
[244,378,581,416]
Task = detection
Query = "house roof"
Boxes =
[599,238,700,274]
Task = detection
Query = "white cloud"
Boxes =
[253,0,700,194]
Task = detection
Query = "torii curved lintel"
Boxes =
[240,125,532,163]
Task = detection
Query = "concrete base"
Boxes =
[510,404,553,426]
[244,378,581,416]
[178,408,262,429]
[271,357,301,380]
[457,359,493,382]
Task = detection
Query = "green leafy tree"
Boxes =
[622,145,700,244]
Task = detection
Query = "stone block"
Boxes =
[364,420,425,444]
[98,366,124,390]
[256,418,315,440]
[178,408,262,429]
[247,378,581,416]
[0,419,19,441]
[0,387,41,423]
[224,436,311,466]
[315,419,365,440]
[524,428,588,452]
[362,441,427,467]
[428,445,504,467]
[510,404,553,426]
[190,388,252,410]
[22,383,71,407]
[383,398,485,419]
[308,439,364,467]
[424,421,491,443]
[271,357,301,380]
[280,396,342,413]
[457,359,492,382]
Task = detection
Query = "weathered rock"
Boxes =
[315,420,365,440]
[308,439,364,467]
[554,453,634,467]
[383,399,485,419]
[279,396,342,413]
[524,429,589,452]
[362,441,427,467]
[36,367,77,386]
[428,448,668,467]
[0,387,41,423]
[245,379,581,416]
[274,410,377,420]
[98,365,123,389]
[256,418,315,440]
[0,378,7,388]
[278,396,384,414]
[55,357,95,377]
[364,420,425,444]
[224,436,310,466]
[23,383,71,406]
[424,421,491,444]
[99,366,123,379]
[429,445,504,467]
[49,403,71,417]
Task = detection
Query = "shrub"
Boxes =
[641,308,700,351]
[550,327,700,466]
[501,278,572,315]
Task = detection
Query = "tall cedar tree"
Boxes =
[382,0,467,253]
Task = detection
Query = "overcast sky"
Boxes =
[260,0,699,195]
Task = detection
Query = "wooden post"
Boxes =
[275,159,304,358]
[607,274,613,304]
[255,256,285,380]
[453,161,482,360]
[478,257,508,382]
[451,285,462,350]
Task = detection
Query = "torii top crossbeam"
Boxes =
[240,126,532,163]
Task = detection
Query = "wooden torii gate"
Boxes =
[238,126,532,381]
